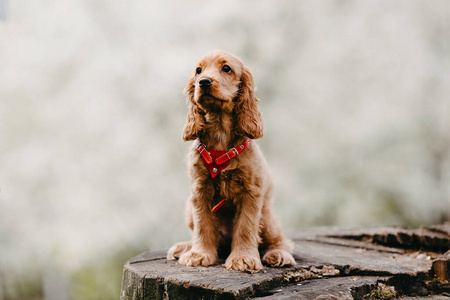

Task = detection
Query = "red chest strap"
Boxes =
[196,139,252,172]
[196,143,228,178]
[196,141,213,164]
[215,139,251,165]
[196,139,252,213]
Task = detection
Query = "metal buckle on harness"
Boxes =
[226,148,238,160]
[197,141,206,153]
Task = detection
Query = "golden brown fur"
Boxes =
[167,50,295,271]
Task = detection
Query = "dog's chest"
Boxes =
[215,200,235,240]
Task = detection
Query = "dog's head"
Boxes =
[182,50,263,141]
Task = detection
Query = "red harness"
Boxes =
[196,138,252,213]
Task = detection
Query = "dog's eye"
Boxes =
[196,67,202,75]
[222,65,232,73]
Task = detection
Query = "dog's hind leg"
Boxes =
[259,186,296,267]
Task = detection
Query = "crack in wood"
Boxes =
[129,258,166,265]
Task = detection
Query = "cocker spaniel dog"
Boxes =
[167,50,295,271]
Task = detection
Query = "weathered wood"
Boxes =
[324,226,450,252]
[121,224,450,299]
[432,250,450,282]
[254,277,392,300]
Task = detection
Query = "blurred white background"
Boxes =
[0,0,449,299]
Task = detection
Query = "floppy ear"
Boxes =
[234,66,264,139]
[182,76,205,141]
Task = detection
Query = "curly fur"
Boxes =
[168,50,295,271]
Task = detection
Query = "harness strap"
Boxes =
[215,139,251,165]
[196,138,252,214]
[211,198,228,214]
[196,141,213,164]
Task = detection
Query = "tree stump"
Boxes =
[121,224,450,299]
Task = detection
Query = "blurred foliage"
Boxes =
[70,248,139,300]
[1,273,43,300]
[1,247,140,300]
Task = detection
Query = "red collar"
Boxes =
[196,138,252,178]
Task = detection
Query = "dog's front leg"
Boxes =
[225,189,263,271]
[179,181,219,267]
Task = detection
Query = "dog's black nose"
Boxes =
[199,78,212,88]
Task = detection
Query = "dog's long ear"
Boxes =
[182,75,205,141]
[234,66,264,139]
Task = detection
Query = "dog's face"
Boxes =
[183,50,263,141]
[187,51,245,113]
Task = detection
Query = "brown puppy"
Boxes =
[167,50,295,271]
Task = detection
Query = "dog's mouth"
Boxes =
[197,92,230,112]
[199,92,227,102]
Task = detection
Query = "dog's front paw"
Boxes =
[224,253,263,272]
[179,250,217,267]
[167,241,192,260]
[262,249,296,267]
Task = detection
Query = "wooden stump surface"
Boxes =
[121,224,450,299]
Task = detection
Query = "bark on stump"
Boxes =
[121,224,450,299]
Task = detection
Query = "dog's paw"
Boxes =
[262,249,296,267]
[224,253,263,272]
[167,241,192,260]
[178,250,217,267]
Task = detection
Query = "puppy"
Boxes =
[167,50,295,271]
